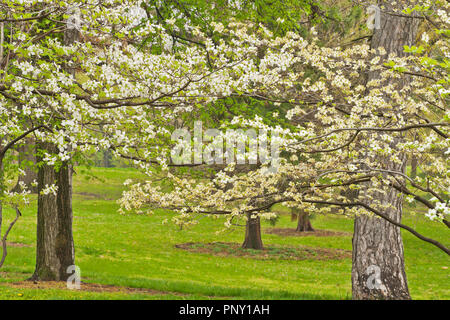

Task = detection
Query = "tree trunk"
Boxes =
[290,212,297,221]
[352,1,420,300]
[12,139,38,193]
[31,23,78,281]
[102,149,112,168]
[296,210,314,232]
[242,213,264,250]
[100,124,113,168]
[32,142,74,281]
[352,160,410,300]
[291,208,314,232]
[410,156,418,179]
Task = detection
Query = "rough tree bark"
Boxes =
[352,1,420,300]
[31,142,75,281]
[242,213,264,250]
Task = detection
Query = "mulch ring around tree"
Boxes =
[4,280,187,296]
[175,242,351,261]
[265,228,351,238]
[5,242,33,248]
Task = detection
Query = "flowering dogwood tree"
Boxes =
[120,0,449,299]
[0,0,448,299]
[0,0,265,278]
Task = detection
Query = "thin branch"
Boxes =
[0,8,61,23]
[300,199,450,255]
[291,123,449,146]
[0,125,52,159]
[0,207,21,269]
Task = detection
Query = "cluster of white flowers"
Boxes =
[41,184,59,196]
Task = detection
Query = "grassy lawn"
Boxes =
[0,167,448,300]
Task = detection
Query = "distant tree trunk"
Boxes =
[31,142,74,281]
[410,156,418,179]
[12,139,38,193]
[242,213,264,250]
[352,1,419,300]
[290,212,297,221]
[102,149,112,168]
[100,124,113,168]
[291,208,314,231]
[296,210,314,232]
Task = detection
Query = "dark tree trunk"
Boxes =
[99,124,113,168]
[352,1,419,300]
[410,156,418,179]
[291,208,314,232]
[102,149,112,168]
[296,210,314,232]
[32,142,74,281]
[242,213,264,250]
[12,139,38,193]
[31,23,78,281]
[290,212,297,221]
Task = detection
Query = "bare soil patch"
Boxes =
[5,242,33,248]
[0,271,28,279]
[265,228,351,237]
[75,192,114,201]
[175,242,351,261]
[5,280,186,296]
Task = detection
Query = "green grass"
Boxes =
[0,167,448,300]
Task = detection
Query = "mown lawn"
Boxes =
[0,167,448,300]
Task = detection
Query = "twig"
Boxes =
[0,207,21,269]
